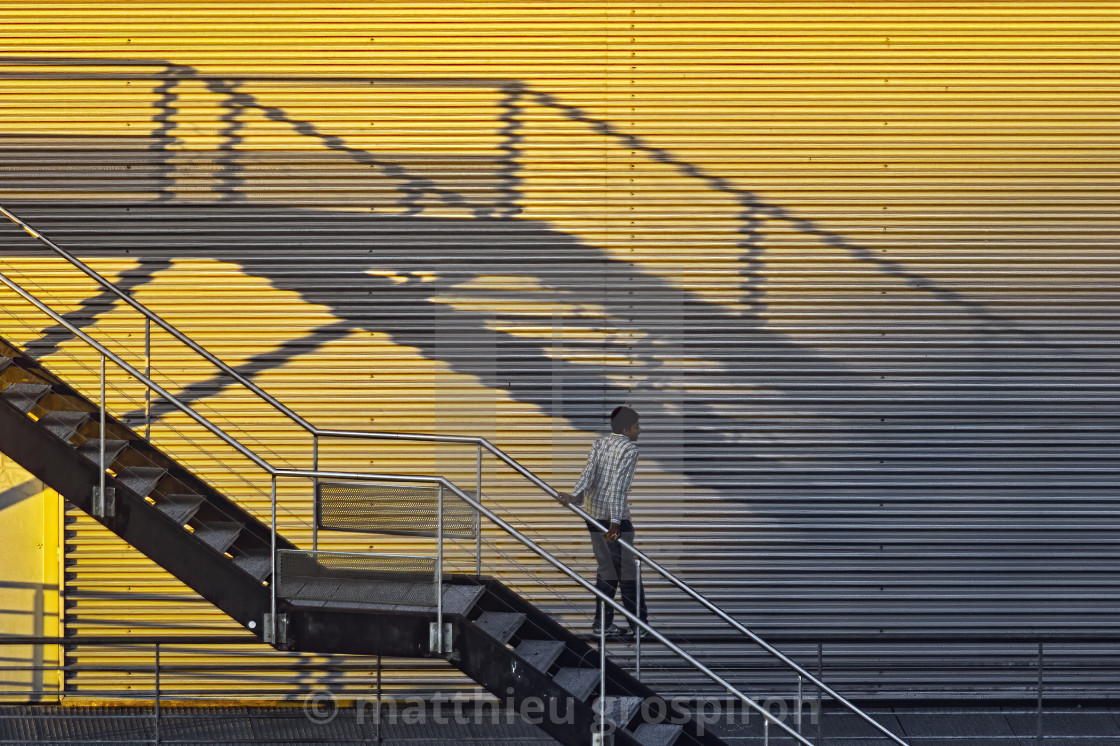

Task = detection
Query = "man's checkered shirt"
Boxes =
[570,432,639,523]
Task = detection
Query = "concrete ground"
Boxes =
[0,704,1117,745]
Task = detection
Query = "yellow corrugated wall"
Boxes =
[0,455,62,702]
[1,1,1119,701]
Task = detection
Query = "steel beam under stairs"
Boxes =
[0,338,731,746]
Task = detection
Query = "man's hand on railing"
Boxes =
[555,491,576,506]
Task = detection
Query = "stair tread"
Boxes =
[474,611,525,645]
[515,639,566,673]
[632,723,684,746]
[602,696,644,728]
[279,577,486,614]
[442,583,486,616]
[38,410,91,439]
[552,667,600,701]
[38,409,89,422]
[112,465,166,497]
[77,438,129,465]
[232,550,273,582]
[155,494,207,525]
[1,381,51,412]
[192,521,243,553]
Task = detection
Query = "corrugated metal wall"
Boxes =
[1,1,1119,701]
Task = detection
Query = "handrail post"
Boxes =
[312,435,319,552]
[475,444,482,577]
[99,354,106,511]
[144,314,151,441]
[795,674,802,732]
[599,610,607,745]
[436,482,444,654]
[635,559,642,681]
[270,475,277,645]
[154,641,161,745]
[376,654,383,745]
[1037,642,1044,746]
[817,643,824,741]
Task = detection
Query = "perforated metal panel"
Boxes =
[277,549,437,608]
[317,482,477,539]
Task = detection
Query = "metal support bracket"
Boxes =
[92,486,115,519]
[429,622,452,654]
[262,613,290,647]
[592,733,614,746]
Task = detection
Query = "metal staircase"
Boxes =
[0,206,911,746]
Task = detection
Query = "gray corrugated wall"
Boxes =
[0,2,1118,702]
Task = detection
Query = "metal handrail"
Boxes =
[0,206,910,745]
[0,270,273,473]
[0,269,819,745]
[276,468,817,746]
[0,205,318,435]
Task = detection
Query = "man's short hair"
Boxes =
[610,406,639,433]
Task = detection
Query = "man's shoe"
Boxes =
[592,620,626,637]
[627,626,650,641]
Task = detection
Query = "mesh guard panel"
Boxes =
[316,481,477,539]
[277,549,438,608]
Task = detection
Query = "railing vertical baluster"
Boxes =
[98,354,106,518]
[436,483,444,654]
[635,559,642,681]
[376,654,383,745]
[796,674,802,732]
[270,476,277,644]
[153,642,161,745]
[1037,642,1044,746]
[144,315,151,441]
[475,444,482,577]
[312,435,319,552]
[599,611,607,745]
[817,642,824,741]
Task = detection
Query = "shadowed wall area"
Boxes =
[0,3,1119,702]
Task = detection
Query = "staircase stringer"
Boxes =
[0,353,281,632]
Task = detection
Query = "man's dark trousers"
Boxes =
[587,519,648,631]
